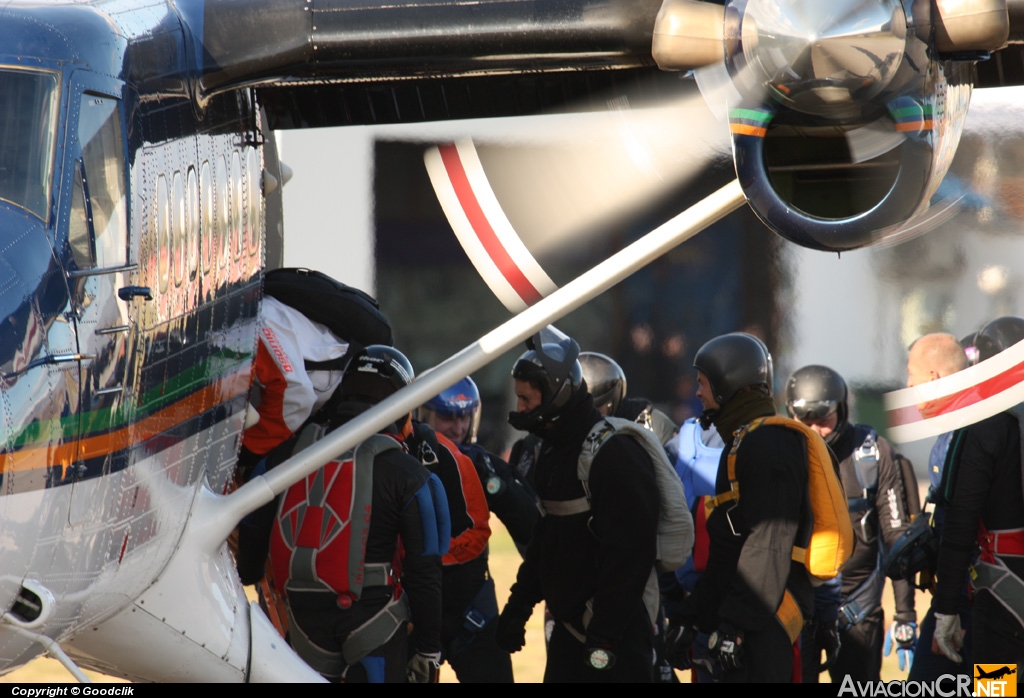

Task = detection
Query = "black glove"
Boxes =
[584,634,617,671]
[816,619,842,671]
[708,622,745,672]
[495,595,533,653]
[665,622,698,671]
[406,651,441,683]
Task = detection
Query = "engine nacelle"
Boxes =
[655,0,1007,251]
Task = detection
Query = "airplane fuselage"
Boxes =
[0,2,263,676]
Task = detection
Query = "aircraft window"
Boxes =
[187,167,198,280]
[172,170,185,287]
[201,161,213,276]
[246,147,260,257]
[79,93,127,268]
[157,174,170,294]
[0,68,58,221]
[68,165,93,269]
[232,151,243,261]
[217,155,229,270]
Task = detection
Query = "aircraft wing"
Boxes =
[191,0,675,129]
[191,0,1024,131]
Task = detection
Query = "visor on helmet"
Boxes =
[787,398,839,422]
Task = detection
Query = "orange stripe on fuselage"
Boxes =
[0,369,251,476]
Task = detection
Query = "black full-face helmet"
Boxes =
[508,327,584,433]
[339,344,415,403]
[578,352,627,417]
[785,365,849,438]
[975,316,1024,363]
[336,345,415,433]
[693,332,773,406]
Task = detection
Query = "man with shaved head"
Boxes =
[906,333,968,417]
[922,321,1024,681]
[903,332,972,683]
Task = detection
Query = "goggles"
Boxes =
[787,398,838,422]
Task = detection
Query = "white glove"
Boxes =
[406,651,442,683]
[932,612,963,664]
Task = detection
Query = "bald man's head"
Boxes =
[907,333,968,388]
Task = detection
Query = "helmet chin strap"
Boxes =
[825,418,850,447]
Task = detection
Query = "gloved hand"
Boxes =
[932,613,963,664]
[494,595,534,653]
[884,620,918,672]
[708,622,745,672]
[664,622,698,671]
[406,651,441,683]
[584,633,617,671]
[816,619,842,671]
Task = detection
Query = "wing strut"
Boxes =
[197,179,746,542]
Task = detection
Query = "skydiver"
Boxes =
[417,376,540,554]
[494,328,667,682]
[268,345,448,683]
[664,333,819,682]
[404,378,515,682]
[786,365,919,682]
[914,321,1024,677]
[897,332,975,684]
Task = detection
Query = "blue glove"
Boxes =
[884,620,917,672]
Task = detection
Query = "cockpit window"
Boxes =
[0,67,59,221]
[78,93,127,268]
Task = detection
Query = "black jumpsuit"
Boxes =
[509,395,660,683]
[804,423,918,682]
[680,422,814,683]
[934,412,1024,673]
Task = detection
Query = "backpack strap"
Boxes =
[703,418,764,518]
[848,425,880,514]
[539,420,613,517]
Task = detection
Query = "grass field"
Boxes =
[2,514,920,683]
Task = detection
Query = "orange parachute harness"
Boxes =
[702,416,854,642]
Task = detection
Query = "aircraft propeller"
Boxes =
[423,0,1011,272]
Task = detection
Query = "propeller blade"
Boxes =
[424,140,558,312]
[423,85,732,310]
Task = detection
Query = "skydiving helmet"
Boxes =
[508,326,583,434]
[785,365,849,443]
[974,316,1024,363]
[693,332,774,406]
[578,352,627,417]
[337,344,415,434]
[418,376,482,445]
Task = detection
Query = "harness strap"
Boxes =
[561,601,595,644]
[776,589,804,645]
[838,557,886,631]
[541,497,591,516]
[361,563,395,588]
[980,526,1024,559]
[286,607,348,679]
[285,591,412,678]
[341,592,412,666]
[970,558,1024,629]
